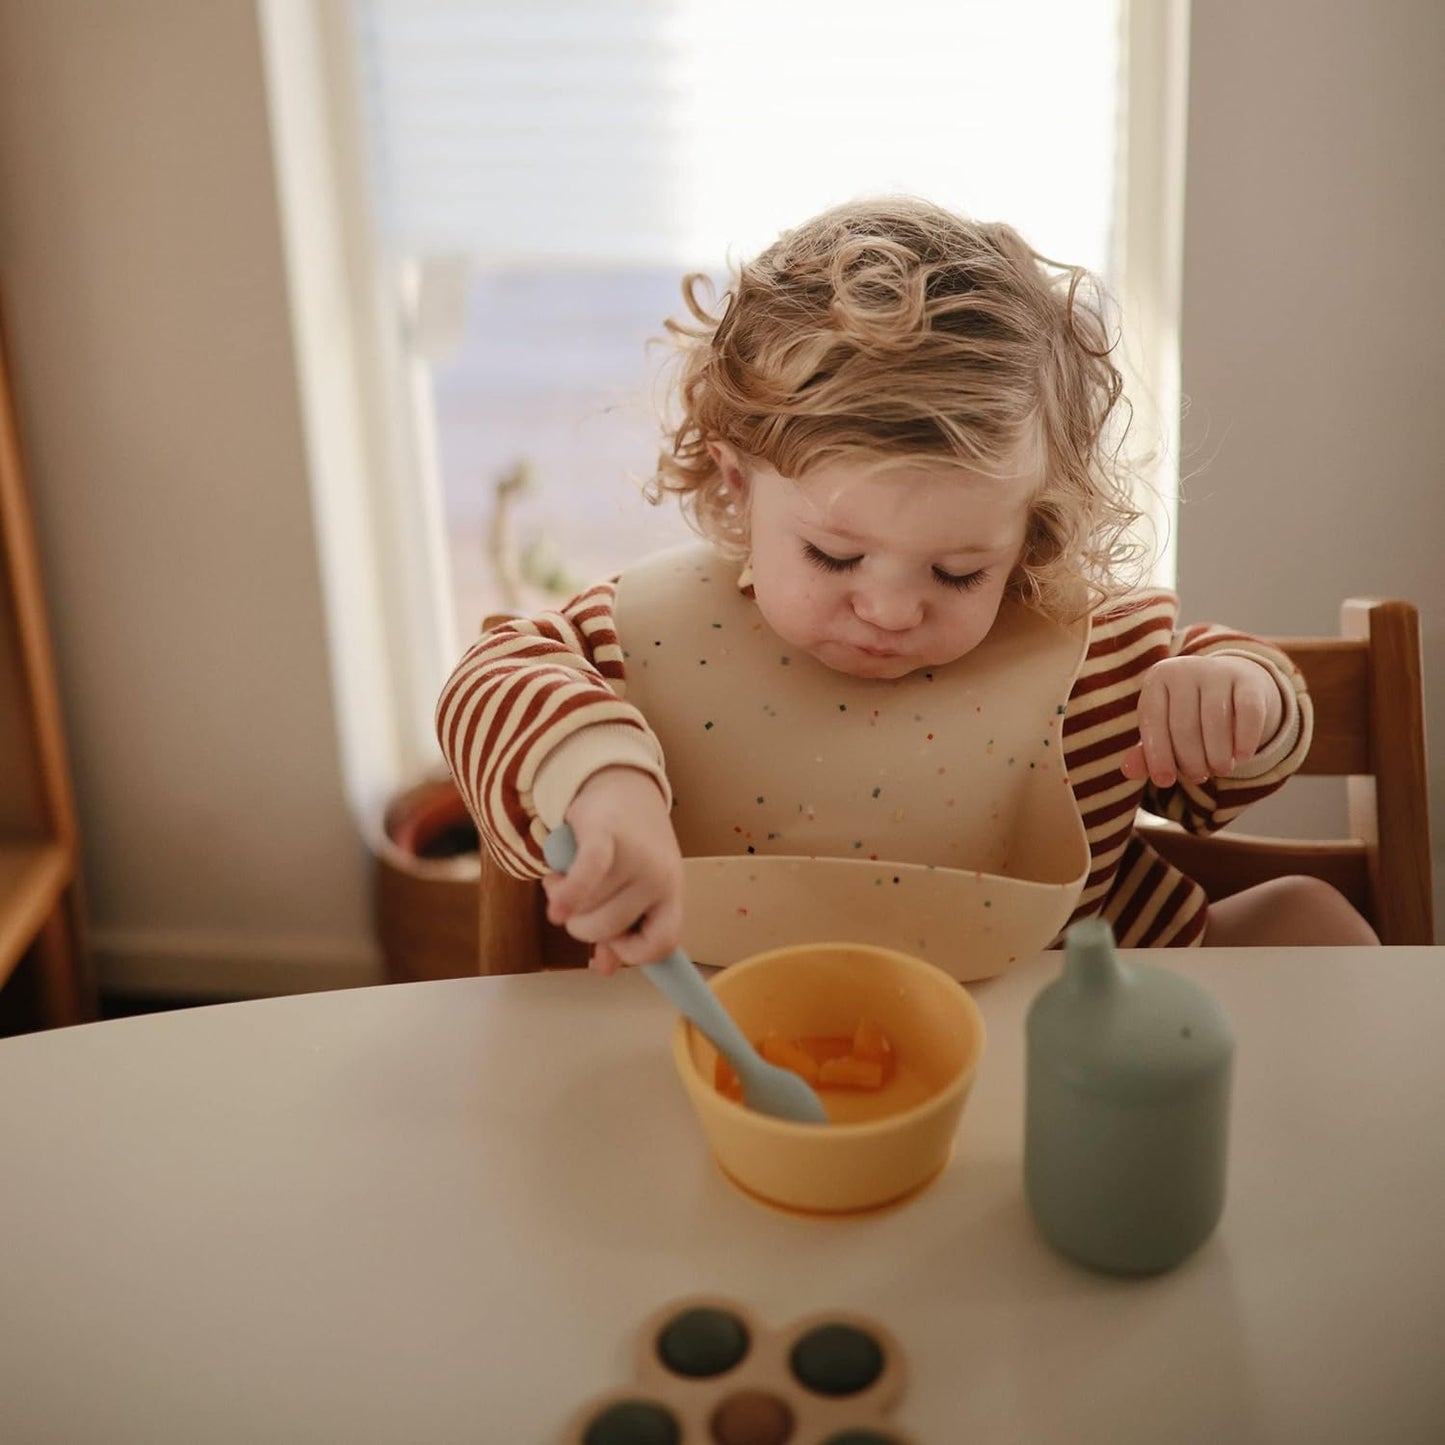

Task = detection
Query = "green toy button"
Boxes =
[656,1306,751,1378]
[582,1398,681,1445]
[789,1323,885,1396]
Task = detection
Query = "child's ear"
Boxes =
[707,440,748,498]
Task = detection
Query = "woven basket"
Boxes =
[372,777,479,983]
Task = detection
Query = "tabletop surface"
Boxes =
[2,947,1443,1443]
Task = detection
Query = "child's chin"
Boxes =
[815,643,925,680]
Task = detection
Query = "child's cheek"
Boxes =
[787,582,829,635]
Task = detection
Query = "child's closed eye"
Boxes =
[932,566,988,591]
[803,541,987,592]
[803,541,862,573]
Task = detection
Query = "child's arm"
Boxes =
[1123,623,1313,834]
[434,580,672,878]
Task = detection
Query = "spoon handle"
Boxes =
[641,951,758,1065]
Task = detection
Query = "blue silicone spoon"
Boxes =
[543,824,828,1125]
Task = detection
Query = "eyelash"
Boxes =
[802,542,987,592]
[802,543,860,574]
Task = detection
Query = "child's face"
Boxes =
[737,453,1034,680]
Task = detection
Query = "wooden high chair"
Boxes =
[476,597,1434,973]
[1,298,93,1027]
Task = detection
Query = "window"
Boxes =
[259,0,1186,808]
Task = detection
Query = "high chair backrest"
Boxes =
[476,597,1433,972]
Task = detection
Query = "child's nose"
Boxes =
[852,585,924,632]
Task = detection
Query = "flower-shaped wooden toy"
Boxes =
[559,1295,916,1444]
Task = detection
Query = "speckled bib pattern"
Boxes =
[615,543,1090,980]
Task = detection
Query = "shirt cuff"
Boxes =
[529,723,672,830]
[1205,645,1305,780]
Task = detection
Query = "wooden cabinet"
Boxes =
[0,300,93,1027]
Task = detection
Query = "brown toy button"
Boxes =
[708,1387,794,1444]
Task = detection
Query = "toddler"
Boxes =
[437,197,1377,974]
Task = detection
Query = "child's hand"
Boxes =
[543,766,684,976]
[1120,655,1284,789]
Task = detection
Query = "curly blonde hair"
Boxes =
[650,196,1145,619]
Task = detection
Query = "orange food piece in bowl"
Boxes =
[852,1016,894,1067]
[709,1018,896,1100]
[759,1032,823,1083]
[817,1054,886,1089]
[794,1035,854,1066]
[713,1055,743,1101]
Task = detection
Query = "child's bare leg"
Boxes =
[1201,876,1380,947]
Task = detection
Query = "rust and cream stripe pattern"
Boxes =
[1057,589,1309,947]
[435,581,647,875]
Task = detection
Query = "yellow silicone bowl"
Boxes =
[671,941,986,1214]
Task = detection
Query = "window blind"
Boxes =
[350,0,1122,274]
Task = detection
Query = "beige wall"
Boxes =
[0,0,1438,1000]
[1178,0,1444,932]
[0,0,378,994]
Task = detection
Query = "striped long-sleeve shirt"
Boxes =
[437,574,1311,949]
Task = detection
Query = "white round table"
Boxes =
[2,947,1442,1442]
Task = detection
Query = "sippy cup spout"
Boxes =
[1061,917,1126,996]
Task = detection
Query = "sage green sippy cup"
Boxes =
[1024,917,1235,1274]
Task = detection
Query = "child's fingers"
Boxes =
[543,831,616,923]
[588,941,624,977]
[1127,657,1278,791]
[1134,683,1178,787]
[563,879,658,946]
[1165,681,1211,784]
[604,897,683,969]
[1196,671,1238,778]
[1230,674,1270,761]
